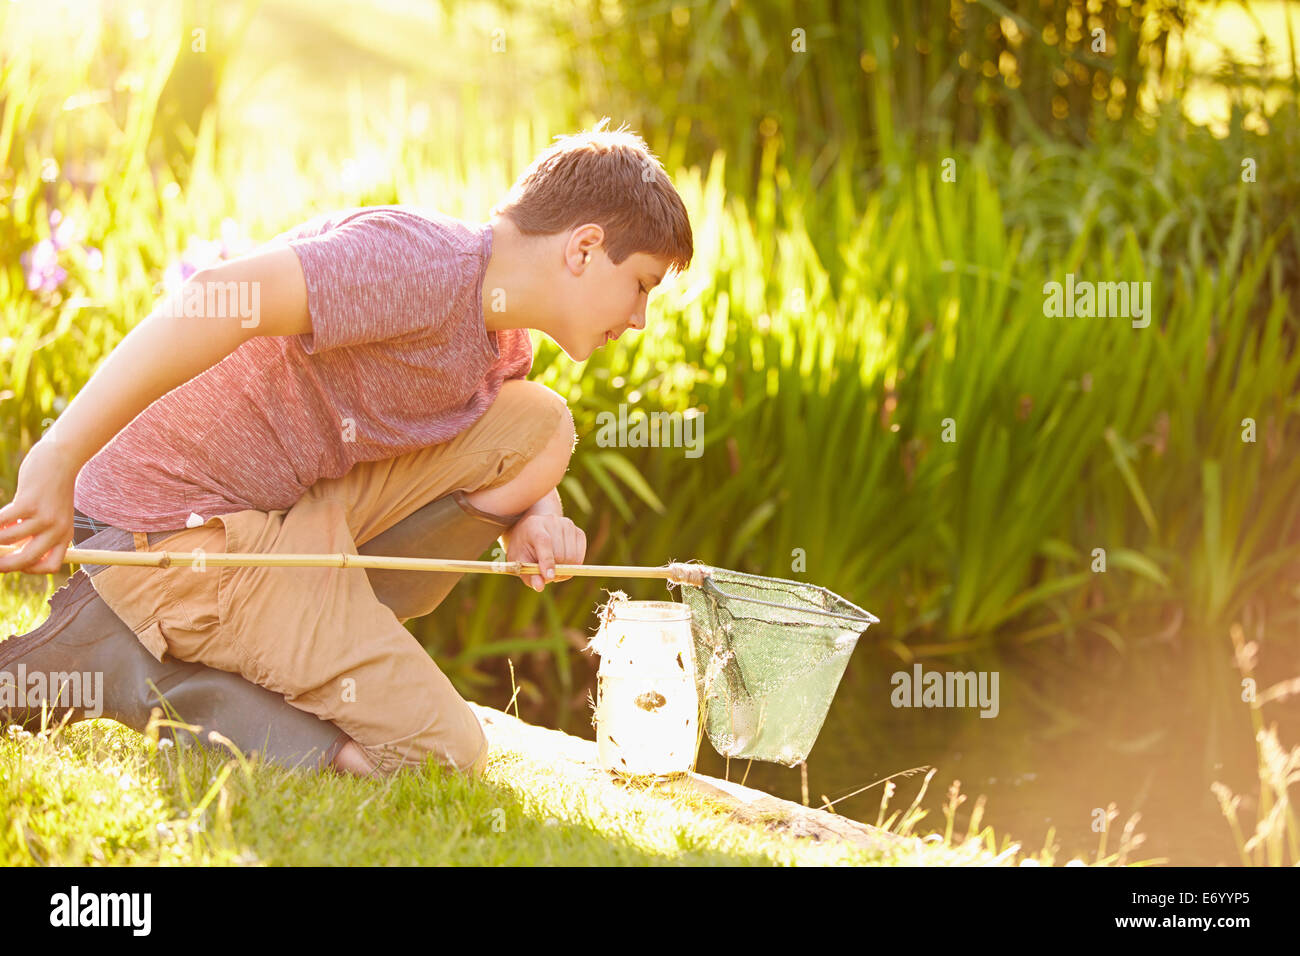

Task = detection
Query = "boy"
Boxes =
[0,121,694,778]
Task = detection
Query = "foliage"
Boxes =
[0,0,1296,758]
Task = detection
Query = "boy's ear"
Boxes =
[566,223,605,270]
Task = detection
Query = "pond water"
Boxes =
[686,639,1297,866]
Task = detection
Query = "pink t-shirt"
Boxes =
[74,205,532,532]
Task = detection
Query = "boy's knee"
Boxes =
[471,382,575,514]
[541,403,577,477]
[498,380,574,462]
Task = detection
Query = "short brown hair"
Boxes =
[491,119,693,274]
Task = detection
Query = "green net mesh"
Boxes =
[668,566,878,767]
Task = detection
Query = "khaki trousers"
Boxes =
[87,380,571,776]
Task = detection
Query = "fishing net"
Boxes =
[667,564,878,767]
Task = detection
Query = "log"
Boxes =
[470,702,908,854]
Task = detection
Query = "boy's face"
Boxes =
[560,241,671,361]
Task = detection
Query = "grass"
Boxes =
[0,719,1002,866]
[1210,622,1300,867]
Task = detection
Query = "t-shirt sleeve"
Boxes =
[286,210,453,353]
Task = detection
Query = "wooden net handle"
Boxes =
[0,543,712,586]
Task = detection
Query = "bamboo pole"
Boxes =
[0,543,712,585]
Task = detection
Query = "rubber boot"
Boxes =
[0,569,348,771]
[359,489,524,621]
[0,490,521,771]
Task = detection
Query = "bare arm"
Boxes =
[516,487,563,520]
[497,487,563,554]
[498,487,590,592]
[0,244,312,573]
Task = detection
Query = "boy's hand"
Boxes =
[0,439,78,574]
[503,514,586,592]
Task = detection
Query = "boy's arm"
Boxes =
[496,487,562,557]
[499,487,590,592]
[0,245,313,574]
[516,487,563,520]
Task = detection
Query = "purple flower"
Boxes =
[163,259,201,294]
[21,239,67,293]
[20,239,104,296]
[162,224,252,293]
[48,209,79,251]
[19,209,98,294]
